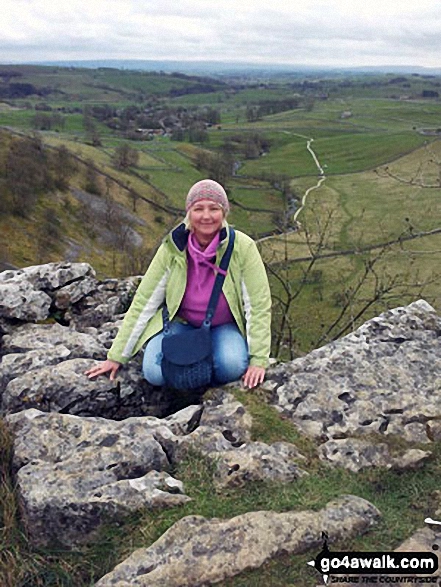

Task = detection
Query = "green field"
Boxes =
[2,64,441,343]
[238,131,427,177]
[0,64,226,102]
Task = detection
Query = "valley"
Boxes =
[1,64,441,354]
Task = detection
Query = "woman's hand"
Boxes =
[242,365,265,389]
[84,359,121,381]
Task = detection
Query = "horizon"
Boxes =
[1,58,441,76]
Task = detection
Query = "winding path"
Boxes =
[293,138,326,223]
[257,136,326,244]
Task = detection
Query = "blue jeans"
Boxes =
[142,321,249,386]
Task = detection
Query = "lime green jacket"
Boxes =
[107,223,272,368]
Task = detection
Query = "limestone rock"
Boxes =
[0,346,72,389]
[1,322,104,355]
[53,276,98,309]
[0,261,95,290]
[175,425,236,456]
[397,448,431,470]
[0,281,52,321]
[395,421,430,443]
[266,300,441,445]
[199,388,252,445]
[95,495,381,587]
[0,262,97,322]
[212,440,307,488]
[318,438,431,472]
[65,277,140,330]
[6,392,310,547]
[17,464,189,547]
[0,322,106,399]
[0,320,171,419]
[3,358,117,416]
[6,409,187,546]
[1,357,170,419]
[0,331,198,418]
[155,422,308,489]
[163,404,204,435]
[426,420,441,441]
[0,315,18,336]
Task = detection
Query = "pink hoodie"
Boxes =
[178,232,234,327]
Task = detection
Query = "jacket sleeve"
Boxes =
[239,238,272,368]
[107,243,170,364]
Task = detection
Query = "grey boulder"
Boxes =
[95,495,381,587]
[7,409,189,547]
[265,300,441,447]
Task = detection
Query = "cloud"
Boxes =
[0,0,441,66]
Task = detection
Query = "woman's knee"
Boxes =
[212,324,248,384]
[142,333,165,386]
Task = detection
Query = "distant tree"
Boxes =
[194,149,233,185]
[52,112,65,130]
[51,145,77,190]
[0,178,12,215]
[304,97,315,112]
[188,124,209,144]
[84,160,101,195]
[128,187,141,213]
[33,112,65,131]
[0,83,38,99]
[5,135,52,217]
[112,144,139,170]
[171,128,186,141]
[35,102,52,111]
[220,139,237,156]
[245,139,260,159]
[203,107,221,125]
[83,112,102,146]
[195,149,212,172]
[246,106,260,122]
[122,243,151,276]
[33,113,53,131]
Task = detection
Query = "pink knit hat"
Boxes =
[185,179,230,213]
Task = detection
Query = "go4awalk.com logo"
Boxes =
[307,518,441,585]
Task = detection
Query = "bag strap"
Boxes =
[204,228,235,326]
[162,228,236,333]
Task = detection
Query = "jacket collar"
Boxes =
[170,222,228,252]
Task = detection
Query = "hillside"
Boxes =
[1,65,441,355]
[0,64,227,102]
[0,129,174,277]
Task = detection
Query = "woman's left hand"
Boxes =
[242,365,265,389]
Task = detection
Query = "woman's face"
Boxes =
[189,199,224,242]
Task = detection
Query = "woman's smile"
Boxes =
[189,200,224,245]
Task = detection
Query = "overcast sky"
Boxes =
[2,0,441,68]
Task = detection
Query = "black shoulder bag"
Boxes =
[161,228,235,389]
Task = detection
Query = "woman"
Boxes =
[86,179,271,389]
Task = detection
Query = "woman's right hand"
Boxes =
[84,359,121,381]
